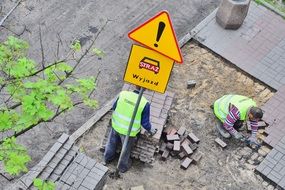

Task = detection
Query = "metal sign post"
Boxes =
[115,87,144,176]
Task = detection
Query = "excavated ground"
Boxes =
[77,41,275,190]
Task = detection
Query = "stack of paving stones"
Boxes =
[100,83,175,163]
[8,133,108,190]
[159,126,203,170]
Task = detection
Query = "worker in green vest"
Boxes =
[213,95,263,144]
[104,86,157,173]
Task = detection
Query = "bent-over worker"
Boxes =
[104,85,157,173]
[213,94,263,144]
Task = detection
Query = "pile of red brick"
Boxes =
[159,126,203,170]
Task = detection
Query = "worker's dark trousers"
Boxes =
[104,128,137,172]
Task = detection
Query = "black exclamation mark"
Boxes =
[154,22,165,47]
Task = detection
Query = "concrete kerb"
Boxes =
[69,96,117,142]
[70,33,194,142]
[190,8,218,40]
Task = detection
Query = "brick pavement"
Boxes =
[7,134,108,190]
[262,85,285,147]
[256,135,285,189]
[191,1,285,188]
[191,1,285,90]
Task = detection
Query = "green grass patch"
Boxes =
[255,0,285,15]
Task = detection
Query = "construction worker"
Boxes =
[104,86,157,173]
[213,94,263,144]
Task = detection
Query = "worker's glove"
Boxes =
[232,131,245,142]
[149,128,157,136]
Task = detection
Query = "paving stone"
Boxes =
[251,152,259,160]
[83,176,99,187]
[181,157,193,170]
[167,134,180,141]
[215,138,227,148]
[178,151,187,159]
[161,150,169,161]
[182,143,193,155]
[187,80,196,89]
[177,127,186,136]
[187,133,200,143]
[57,133,70,144]
[85,159,97,170]
[71,177,85,189]
[173,141,180,152]
[42,151,56,163]
[49,142,63,153]
[94,163,108,173]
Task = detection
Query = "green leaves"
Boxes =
[92,48,104,58]
[8,57,36,78]
[0,111,12,131]
[0,137,31,175]
[0,36,99,177]
[33,178,56,190]
[71,40,81,51]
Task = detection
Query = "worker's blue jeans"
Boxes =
[104,128,137,172]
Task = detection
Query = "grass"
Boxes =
[255,0,285,15]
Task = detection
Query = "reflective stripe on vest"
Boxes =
[112,91,148,137]
[214,95,256,122]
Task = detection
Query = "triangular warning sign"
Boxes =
[128,11,183,63]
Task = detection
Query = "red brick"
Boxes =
[215,138,227,148]
[177,127,186,136]
[182,143,193,155]
[187,133,200,143]
[173,141,180,152]
[167,134,180,141]
[180,157,193,170]
[169,128,178,135]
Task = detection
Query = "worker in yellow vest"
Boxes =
[213,95,263,144]
[104,86,157,173]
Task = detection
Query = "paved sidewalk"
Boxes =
[191,1,285,188]
[191,2,285,90]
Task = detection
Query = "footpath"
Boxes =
[191,1,285,188]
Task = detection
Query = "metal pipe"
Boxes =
[115,87,144,176]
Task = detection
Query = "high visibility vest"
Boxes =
[112,91,148,137]
[214,95,256,123]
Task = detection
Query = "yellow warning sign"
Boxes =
[128,10,183,63]
[124,44,174,93]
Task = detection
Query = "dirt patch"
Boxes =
[77,41,274,190]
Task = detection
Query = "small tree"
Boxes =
[0,33,103,176]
